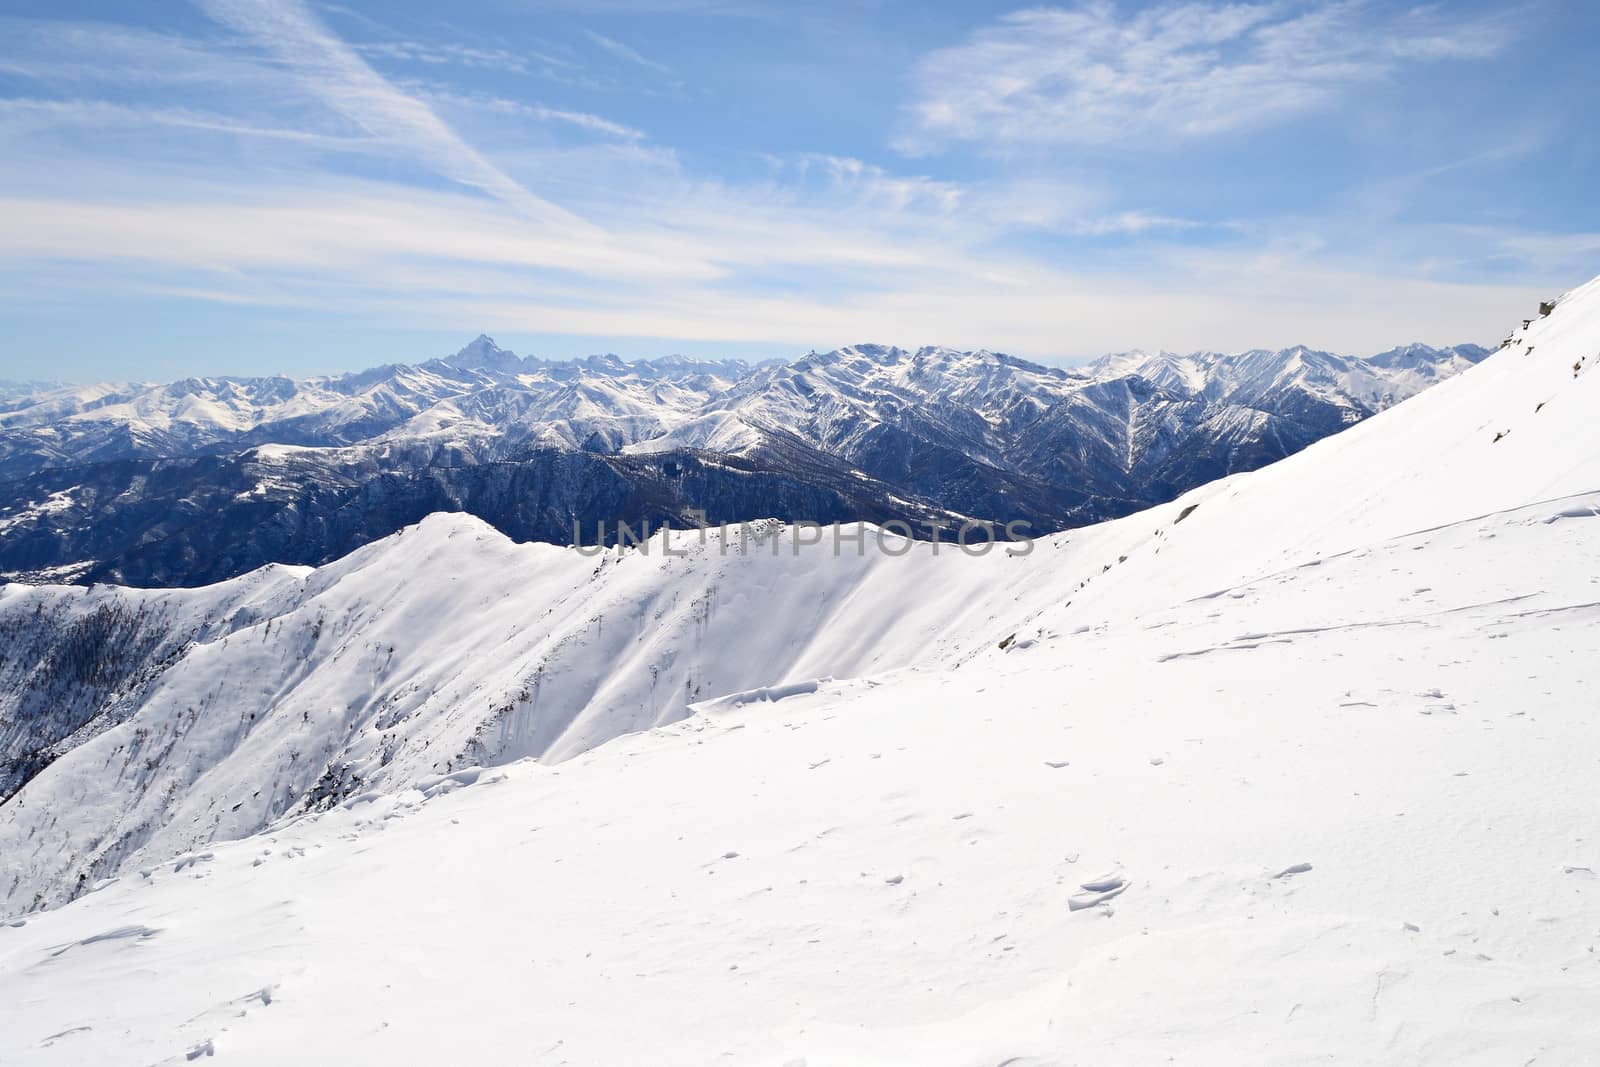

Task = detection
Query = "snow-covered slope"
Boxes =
[0,514,1105,914]
[0,285,1593,1063]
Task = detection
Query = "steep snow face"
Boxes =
[0,516,1080,913]
[0,281,1595,1063]
[0,565,312,803]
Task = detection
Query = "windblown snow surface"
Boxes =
[2,279,1599,1064]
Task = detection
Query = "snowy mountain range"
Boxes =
[0,379,62,405]
[0,336,1487,586]
[0,279,1592,1063]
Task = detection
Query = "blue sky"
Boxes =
[1,0,1596,380]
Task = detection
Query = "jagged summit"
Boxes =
[437,334,526,373]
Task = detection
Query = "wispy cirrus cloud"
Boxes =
[4,133,1573,365]
[899,0,1512,152]
[0,1,1576,377]
[193,0,581,224]
[581,30,674,76]
[354,39,582,79]
[416,87,648,140]
[514,0,773,14]
[0,97,374,148]
[782,154,967,213]
[0,16,274,89]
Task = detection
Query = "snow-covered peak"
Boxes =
[1091,349,1211,393]
[1089,341,1489,411]
[439,334,526,373]
[1367,341,1491,369]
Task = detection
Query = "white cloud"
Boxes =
[0,183,717,283]
[193,0,581,226]
[0,17,266,87]
[0,4,1566,369]
[581,30,674,76]
[417,88,647,141]
[0,98,372,147]
[783,155,967,213]
[353,39,580,78]
[0,156,1572,364]
[1072,211,1207,236]
[900,0,1510,151]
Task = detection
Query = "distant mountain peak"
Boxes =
[1366,342,1492,369]
[442,334,524,372]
